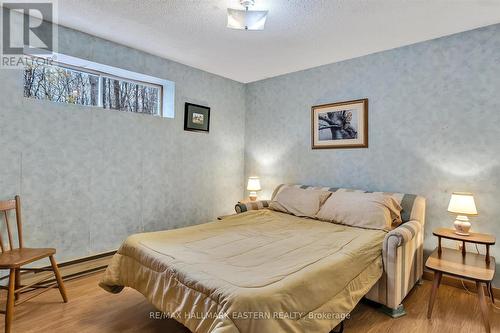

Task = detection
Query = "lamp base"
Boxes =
[453,215,471,236]
[249,191,257,201]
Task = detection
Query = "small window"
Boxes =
[24,63,100,106]
[102,77,160,115]
[23,52,175,118]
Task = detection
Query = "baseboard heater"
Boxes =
[7,250,117,287]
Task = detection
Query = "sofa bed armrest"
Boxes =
[384,220,422,248]
[382,220,424,309]
[234,200,270,214]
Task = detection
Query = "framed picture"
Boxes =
[184,103,210,132]
[311,98,368,149]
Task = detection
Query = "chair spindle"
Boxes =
[15,196,23,248]
[4,211,14,251]
[0,214,4,252]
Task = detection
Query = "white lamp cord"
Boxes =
[459,243,500,310]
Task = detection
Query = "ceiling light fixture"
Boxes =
[227,0,268,31]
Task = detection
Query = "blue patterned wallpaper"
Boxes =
[245,24,500,285]
[0,14,246,261]
[0,8,498,287]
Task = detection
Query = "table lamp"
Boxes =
[247,177,261,201]
[447,192,477,236]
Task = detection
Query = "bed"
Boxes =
[100,185,426,332]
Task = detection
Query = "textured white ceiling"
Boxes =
[55,0,500,83]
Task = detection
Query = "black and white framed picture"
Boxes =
[311,98,368,149]
[184,103,210,132]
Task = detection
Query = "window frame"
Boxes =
[24,51,175,118]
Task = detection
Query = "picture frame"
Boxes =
[184,102,210,132]
[311,98,368,149]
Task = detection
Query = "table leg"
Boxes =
[427,271,442,319]
[488,282,495,304]
[476,281,491,333]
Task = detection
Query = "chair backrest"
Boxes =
[0,196,23,252]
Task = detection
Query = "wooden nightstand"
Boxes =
[426,227,496,333]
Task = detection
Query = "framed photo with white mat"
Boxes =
[311,98,368,149]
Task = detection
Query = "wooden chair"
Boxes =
[0,196,67,333]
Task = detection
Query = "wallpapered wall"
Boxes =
[0,10,498,286]
[0,13,246,261]
[245,24,500,285]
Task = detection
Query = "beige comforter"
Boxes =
[100,210,385,333]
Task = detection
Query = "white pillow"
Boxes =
[315,192,402,230]
[269,186,332,218]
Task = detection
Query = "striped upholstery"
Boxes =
[234,200,270,213]
[366,219,424,308]
[264,184,426,310]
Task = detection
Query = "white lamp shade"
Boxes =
[447,192,478,215]
[227,8,268,30]
[247,177,261,191]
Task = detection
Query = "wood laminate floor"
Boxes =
[0,272,498,332]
